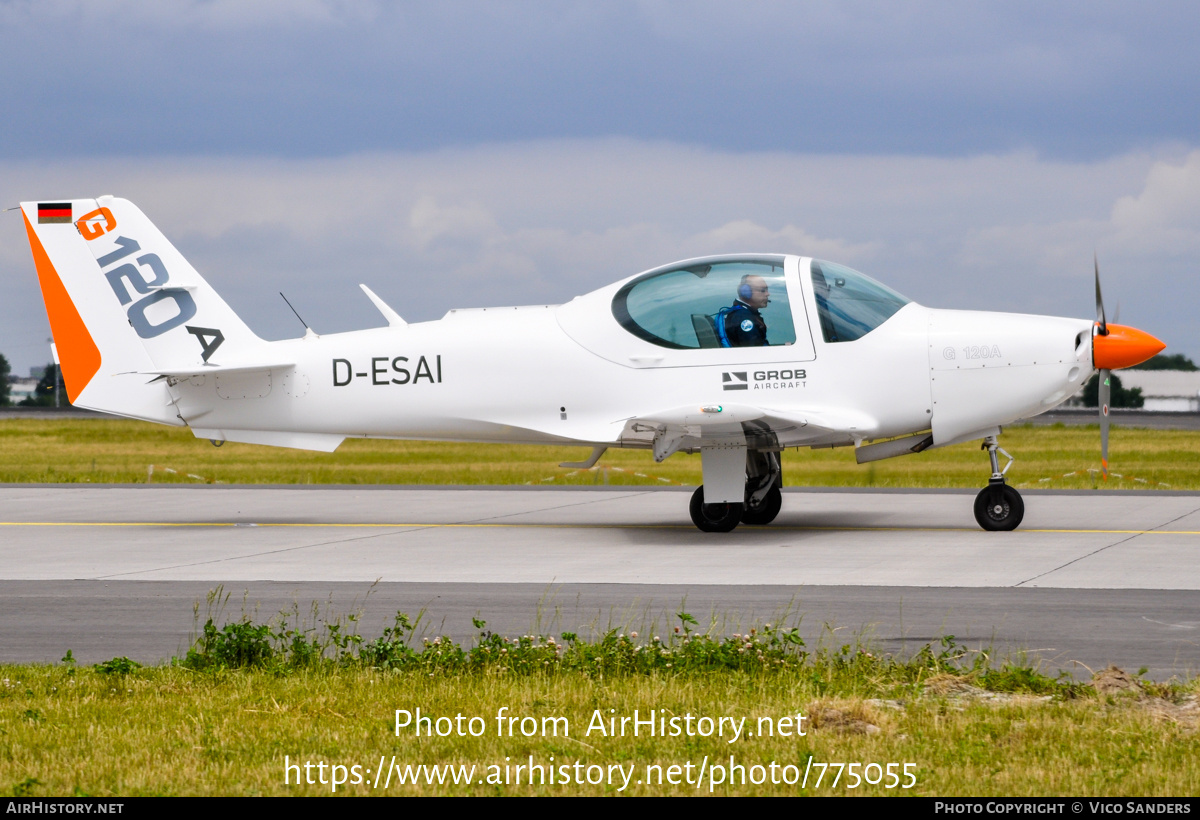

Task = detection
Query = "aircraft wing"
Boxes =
[620,402,877,460]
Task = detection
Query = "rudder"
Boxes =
[21,197,266,423]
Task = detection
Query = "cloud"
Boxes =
[689,220,877,263]
[1110,150,1200,254]
[1,140,1196,373]
[408,196,501,253]
[2,3,1198,159]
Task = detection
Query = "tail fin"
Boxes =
[21,197,266,423]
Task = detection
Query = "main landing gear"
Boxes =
[741,450,782,526]
[973,435,1024,531]
[689,450,782,532]
[689,487,742,533]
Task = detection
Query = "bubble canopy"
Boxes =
[611,258,797,349]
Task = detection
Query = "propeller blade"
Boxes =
[1094,254,1108,336]
[1099,368,1110,480]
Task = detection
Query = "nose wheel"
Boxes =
[974,435,1024,531]
[974,480,1024,531]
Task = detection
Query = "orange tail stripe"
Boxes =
[22,212,102,403]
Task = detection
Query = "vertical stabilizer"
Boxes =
[20,197,267,424]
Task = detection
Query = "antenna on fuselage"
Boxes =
[280,292,318,338]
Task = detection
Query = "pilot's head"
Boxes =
[739,275,770,309]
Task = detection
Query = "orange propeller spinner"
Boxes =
[1093,323,1166,370]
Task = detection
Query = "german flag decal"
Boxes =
[38,203,72,224]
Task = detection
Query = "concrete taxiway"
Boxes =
[1,485,1198,678]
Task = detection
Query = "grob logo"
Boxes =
[722,372,748,391]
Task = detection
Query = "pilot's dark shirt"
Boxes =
[722,302,767,346]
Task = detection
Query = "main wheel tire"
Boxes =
[689,485,743,532]
[973,483,1024,531]
[741,484,782,525]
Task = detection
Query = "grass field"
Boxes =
[4,664,1198,796]
[0,417,1195,490]
[2,606,1197,797]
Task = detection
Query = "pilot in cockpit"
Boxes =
[716,274,769,346]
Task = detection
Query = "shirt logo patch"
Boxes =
[740,319,754,332]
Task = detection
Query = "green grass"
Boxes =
[0,417,1194,490]
[1,603,1196,797]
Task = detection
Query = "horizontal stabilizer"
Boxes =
[141,359,296,378]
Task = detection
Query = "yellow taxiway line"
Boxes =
[2,521,1200,535]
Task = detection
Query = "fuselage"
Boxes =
[166,254,1095,455]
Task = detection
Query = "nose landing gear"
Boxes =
[973,436,1024,531]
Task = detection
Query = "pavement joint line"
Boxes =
[451,489,653,526]
[93,526,434,580]
[1014,500,1200,587]
[5,521,1200,535]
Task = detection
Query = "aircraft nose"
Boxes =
[1093,323,1166,370]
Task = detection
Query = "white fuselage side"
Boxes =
[165,254,1094,455]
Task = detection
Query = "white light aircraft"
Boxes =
[19,197,1165,532]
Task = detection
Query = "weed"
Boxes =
[94,656,142,675]
[182,619,274,670]
[976,665,1077,696]
[12,777,41,797]
[360,612,421,670]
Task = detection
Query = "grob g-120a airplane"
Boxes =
[20,197,1164,532]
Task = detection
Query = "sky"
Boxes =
[1,0,1198,375]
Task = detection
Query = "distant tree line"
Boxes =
[0,353,68,407]
[1081,373,1143,408]
[24,364,67,406]
[1136,353,1198,371]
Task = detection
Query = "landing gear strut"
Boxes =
[973,436,1024,531]
[742,450,782,526]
